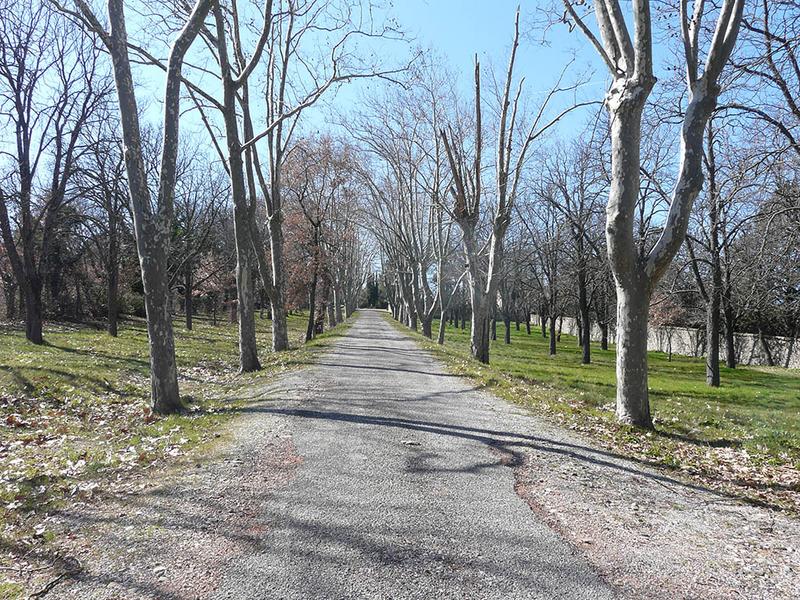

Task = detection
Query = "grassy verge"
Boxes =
[385,313,800,513]
[0,312,352,559]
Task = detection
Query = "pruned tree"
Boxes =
[441,10,589,363]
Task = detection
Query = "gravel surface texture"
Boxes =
[40,309,798,599]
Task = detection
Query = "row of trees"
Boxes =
[378,1,799,429]
[0,0,378,413]
[2,1,798,431]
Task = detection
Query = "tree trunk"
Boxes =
[471,306,491,364]
[549,314,556,356]
[491,317,497,341]
[23,280,44,345]
[145,279,181,415]
[327,298,337,329]
[422,317,433,338]
[306,269,318,343]
[614,285,653,428]
[504,315,511,344]
[268,219,289,351]
[334,287,344,323]
[600,322,609,351]
[705,284,721,386]
[723,295,736,368]
[235,249,260,371]
[758,326,775,367]
[579,271,591,364]
[107,256,119,337]
[184,260,193,331]
[437,308,446,345]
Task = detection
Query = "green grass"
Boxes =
[389,315,800,511]
[0,312,351,552]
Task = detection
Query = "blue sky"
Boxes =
[288,0,611,140]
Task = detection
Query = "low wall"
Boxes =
[530,315,800,369]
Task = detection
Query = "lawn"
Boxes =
[0,312,350,552]
[391,315,800,512]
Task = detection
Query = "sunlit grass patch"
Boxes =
[387,314,800,513]
[0,311,351,552]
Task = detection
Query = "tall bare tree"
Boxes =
[441,11,588,363]
[562,0,744,427]
[0,0,107,343]
[62,0,214,413]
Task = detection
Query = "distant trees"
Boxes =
[0,0,108,343]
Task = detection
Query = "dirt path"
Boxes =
[43,310,798,599]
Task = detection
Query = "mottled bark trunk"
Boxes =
[143,263,181,414]
[222,97,260,370]
[327,297,337,329]
[235,245,260,371]
[614,284,652,428]
[422,317,433,338]
[334,287,344,323]
[437,308,446,345]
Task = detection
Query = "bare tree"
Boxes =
[61,0,214,413]
[562,0,744,427]
[441,11,588,363]
[74,109,128,336]
[0,0,107,343]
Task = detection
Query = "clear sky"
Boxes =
[300,0,610,140]
[389,0,598,85]
[135,1,657,150]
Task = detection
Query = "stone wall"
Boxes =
[530,315,800,369]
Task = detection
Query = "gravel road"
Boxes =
[45,309,797,599]
[209,309,613,599]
